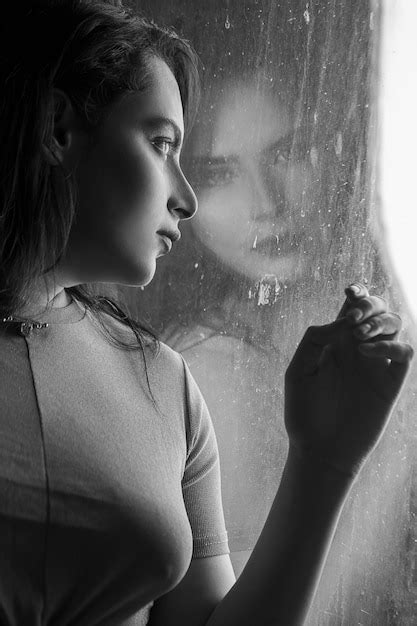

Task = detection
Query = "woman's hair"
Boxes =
[0,0,200,350]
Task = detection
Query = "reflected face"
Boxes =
[60,56,197,287]
[188,82,316,284]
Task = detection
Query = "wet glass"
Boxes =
[122,1,417,623]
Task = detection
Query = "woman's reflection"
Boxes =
[186,79,315,288]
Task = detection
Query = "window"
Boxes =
[126,1,417,622]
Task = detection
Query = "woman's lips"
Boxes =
[158,234,173,253]
[251,233,303,256]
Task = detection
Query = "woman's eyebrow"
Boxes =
[189,130,303,167]
[260,127,310,159]
[263,129,300,153]
[142,116,183,146]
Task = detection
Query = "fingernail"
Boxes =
[357,323,371,335]
[347,284,361,295]
[347,308,363,322]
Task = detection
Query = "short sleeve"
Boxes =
[180,356,230,559]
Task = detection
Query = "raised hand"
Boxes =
[284,283,414,477]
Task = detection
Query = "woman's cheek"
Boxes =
[192,188,228,238]
[282,164,315,218]
[193,185,249,248]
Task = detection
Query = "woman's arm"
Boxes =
[149,284,413,626]
[148,448,350,626]
[205,445,352,625]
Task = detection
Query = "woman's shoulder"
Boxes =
[160,323,266,387]
[162,322,244,356]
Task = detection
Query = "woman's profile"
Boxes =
[0,2,413,625]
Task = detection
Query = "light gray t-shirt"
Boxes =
[0,297,229,625]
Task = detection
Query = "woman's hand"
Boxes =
[284,283,414,477]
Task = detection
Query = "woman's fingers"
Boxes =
[286,319,349,378]
[352,312,402,340]
[290,310,402,364]
[337,283,370,318]
[357,340,414,388]
[344,283,370,302]
[288,283,409,381]
[338,284,389,327]
[345,295,388,324]
[357,340,413,361]
[338,284,403,342]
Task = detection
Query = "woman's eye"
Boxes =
[272,147,291,165]
[206,164,240,188]
[153,137,174,157]
[189,161,241,190]
[267,139,310,168]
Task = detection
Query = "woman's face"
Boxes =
[188,82,316,285]
[58,56,197,288]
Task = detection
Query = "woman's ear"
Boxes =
[42,88,83,167]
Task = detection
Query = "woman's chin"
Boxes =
[112,261,156,289]
[226,252,309,286]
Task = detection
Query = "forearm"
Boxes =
[206,445,355,626]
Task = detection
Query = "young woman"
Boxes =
[0,2,412,625]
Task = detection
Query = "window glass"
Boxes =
[123,1,417,622]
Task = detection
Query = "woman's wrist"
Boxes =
[286,442,358,487]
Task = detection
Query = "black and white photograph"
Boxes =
[0,1,416,624]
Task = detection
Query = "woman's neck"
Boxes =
[14,284,72,319]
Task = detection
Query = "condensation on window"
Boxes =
[123,1,417,623]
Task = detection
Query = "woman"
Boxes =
[0,1,412,625]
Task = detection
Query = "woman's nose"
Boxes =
[247,163,286,220]
[168,168,198,220]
